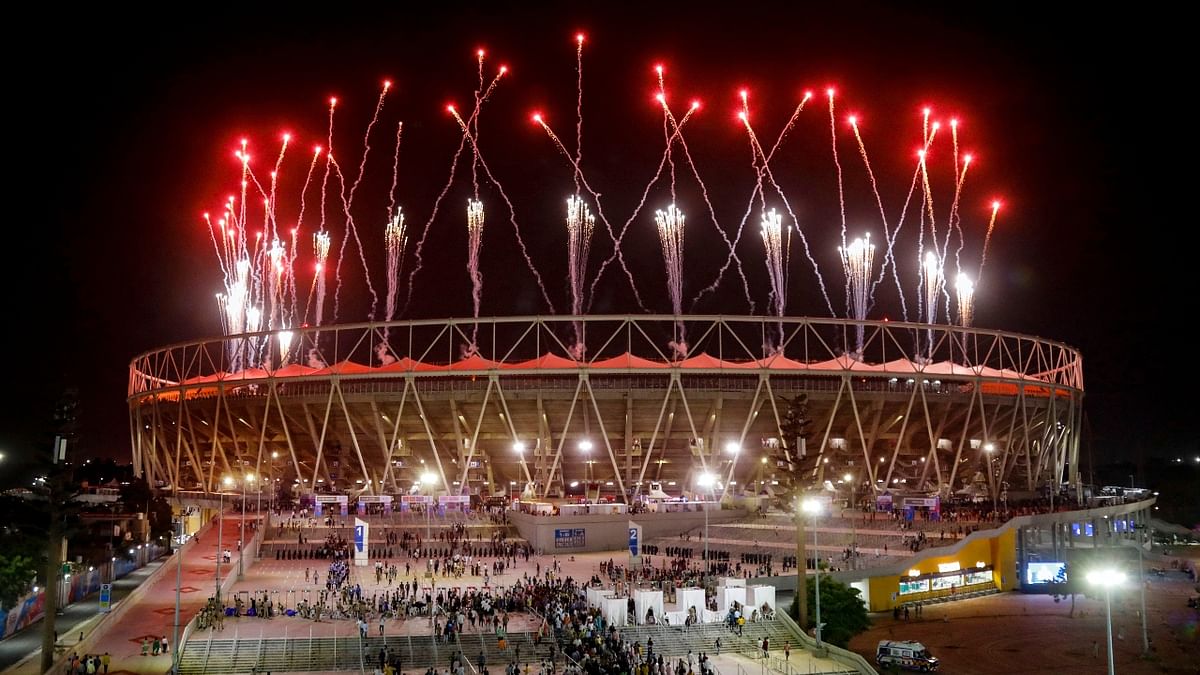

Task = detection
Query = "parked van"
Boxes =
[876,640,939,671]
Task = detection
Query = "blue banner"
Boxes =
[628,527,639,556]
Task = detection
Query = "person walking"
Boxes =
[101,653,110,673]
[714,637,720,656]
[784,642,790,662]
[761,637,769,660]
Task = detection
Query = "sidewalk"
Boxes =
[3,514,244,675]
[0,562,162,672]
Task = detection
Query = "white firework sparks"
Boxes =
[467,199,486,320]
[384,209,407,322]
[956,273,975,327]
[760,208,786,318]
[839,233,875,353]
[655,204,686,315]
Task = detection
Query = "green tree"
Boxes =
[0,553,37,610]
[275,480,296,511]
[789,575,871,648]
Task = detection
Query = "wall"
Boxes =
[725,499,1154,614]
[0,544,168,643]
[509,509,747,553]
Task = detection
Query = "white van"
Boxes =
[876,640,939,671]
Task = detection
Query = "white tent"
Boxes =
[633,589,665,625]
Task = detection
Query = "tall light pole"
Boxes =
[801,497,824,648]
[420,472,438,542]
[269,451,279,520]
[216,475,233,597]
[696,473,716,570]
[1135,527,1150,655]
[420,471,439,627]
[1087,568,1125,675]
[239,473,255,579]
[172,506,183,674]
[579,440,592,499]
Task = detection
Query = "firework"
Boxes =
[727,94,836,319]
[760,208,786,318]
[566,195,594,358]
[384,208,406,322]
[449,106,556,313]
[466,199,486,322]
[922,250,944,325]
[955,273,975,327]
[839,233,876,353]
[313,231,331,327]
[566,195,595,315]
[198,47,1011,358]
[655,204,686,317]
[656,95,754,313]
[979,200,1002,281]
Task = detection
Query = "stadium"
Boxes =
[127,313,1083,507]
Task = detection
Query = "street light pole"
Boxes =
[802,498,824,648]
[216,476,232,598]
[172,508,183,674]
[1138,528,1150,655]
[1087,568,1125,675]
[239,473,255,579]
[696,473,716,574]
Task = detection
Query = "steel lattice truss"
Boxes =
[128,315,1083,501]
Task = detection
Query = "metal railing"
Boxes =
[130,315,1084,398]
[774,608,877,675]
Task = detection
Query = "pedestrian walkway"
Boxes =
[2,514,246,675]
[0,562,162,672]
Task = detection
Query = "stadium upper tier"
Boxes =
[128,315,1083,501]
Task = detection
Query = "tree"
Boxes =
[0,554,37,610]
[789,575,872,648]
[276,480,296,511]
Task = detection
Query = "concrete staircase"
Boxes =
[178,628,555,674]
[604,618,798,661]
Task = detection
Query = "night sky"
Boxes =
[3,4,1192,480]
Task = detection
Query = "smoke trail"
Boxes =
[828,90,849,310]
[466,199,485,327]
[403,71,504,317]
[660,101,756,314]
[384,122,406,323]
[535,116,647,311]
[574,34,585,194]
[291,147,323,323]
[978,201,1001,281]
[333,85,390,322]
[728,116,836,317]
[329,155,380,322]
[449,109,557,312]
[849,119,908,323]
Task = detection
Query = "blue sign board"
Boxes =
[98,584,112,613]
[554,528,586,549]
[628,527,639,556]
[355,524,366,553]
